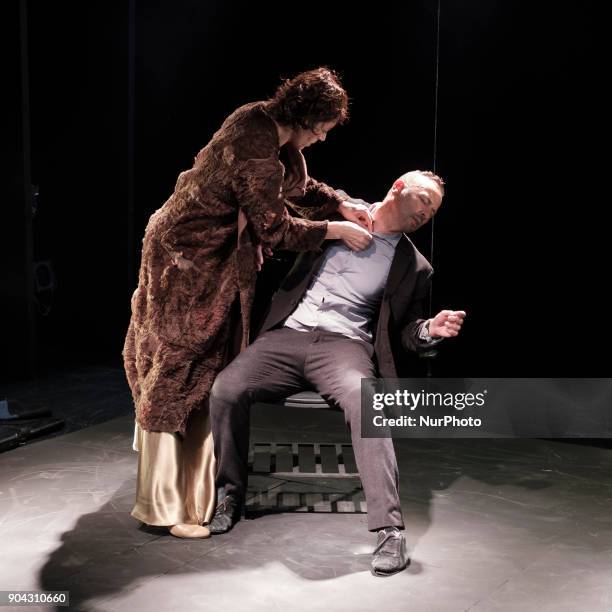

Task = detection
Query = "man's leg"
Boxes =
[304,332,404,532]
[209,328,308,507]
[304,332,408,575]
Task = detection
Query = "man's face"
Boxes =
[393,176,443,232]
[290,119,338,150]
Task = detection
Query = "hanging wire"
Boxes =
[422,0,442,376]
[428,0,442,320]
[127,0,136,297]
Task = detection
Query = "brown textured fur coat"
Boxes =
[123,101,343,434]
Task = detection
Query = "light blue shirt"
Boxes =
[284,231,402,342]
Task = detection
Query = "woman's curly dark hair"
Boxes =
[266,67,349,130]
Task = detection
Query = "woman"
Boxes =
[123,67,372,538]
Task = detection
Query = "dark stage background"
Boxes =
[4,0,607,383]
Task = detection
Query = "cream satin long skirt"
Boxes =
[130,406,217,527]
[129,280,244,528]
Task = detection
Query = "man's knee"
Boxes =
[342,373,369,399]
[209,366,249,410]
[330,376,364,420]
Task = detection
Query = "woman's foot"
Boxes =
[168,523,211,539]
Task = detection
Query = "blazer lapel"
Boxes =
[383,235,413,298]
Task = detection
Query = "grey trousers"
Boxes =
[209,327,404,531]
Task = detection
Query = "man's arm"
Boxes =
[400,270,467,350]
[399,269,442,353]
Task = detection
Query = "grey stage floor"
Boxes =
[1,399,612,611]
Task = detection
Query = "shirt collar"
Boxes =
[373,232,402,248]
[370,202,402,247]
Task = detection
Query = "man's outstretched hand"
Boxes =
[428,310,466,338]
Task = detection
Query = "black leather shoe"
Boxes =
[208,494,241,534]
[371,526,409,577]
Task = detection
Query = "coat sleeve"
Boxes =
[285,176,344,221]
[399,268,437,353]
[231,153,330,252]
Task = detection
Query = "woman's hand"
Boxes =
[338,200,373,232]
[255,245,274,271]
[256,244,264,271]
[326,221,373,251]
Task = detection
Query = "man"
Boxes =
[208,170,466,576]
